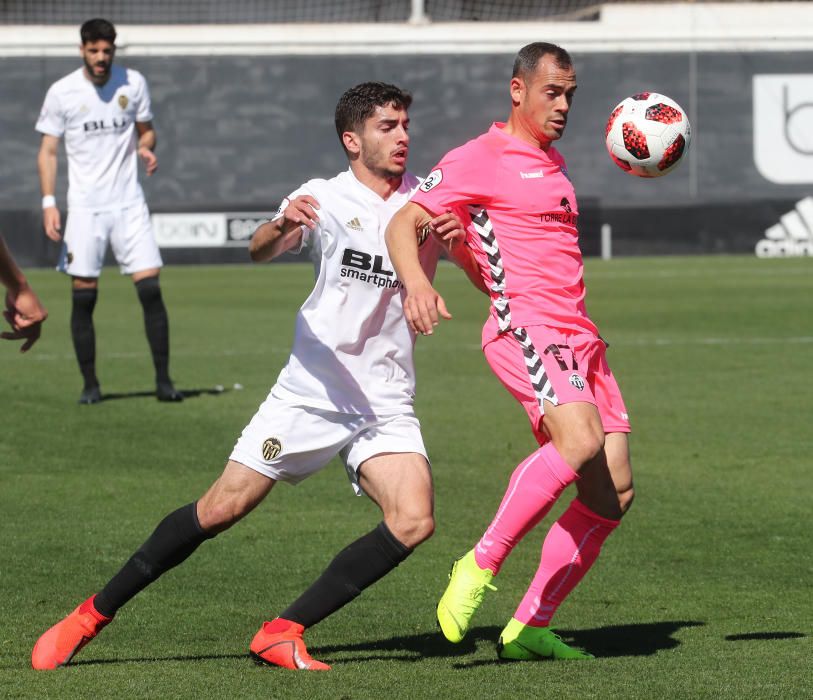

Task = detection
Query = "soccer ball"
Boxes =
[605,92,691,177]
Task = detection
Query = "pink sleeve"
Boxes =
[411,142,494,215]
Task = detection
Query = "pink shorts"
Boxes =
[483,321,631,445]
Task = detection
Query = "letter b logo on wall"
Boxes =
[753,75,813,184]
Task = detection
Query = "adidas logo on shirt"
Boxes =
[755,196,813,257]
[345,217,363,231]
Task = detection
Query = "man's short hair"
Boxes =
[334,82,412,144]
[80,18,117,45]
[512,42,573,81]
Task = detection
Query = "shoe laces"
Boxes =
[456,572,497,610]
[543,628,583,653]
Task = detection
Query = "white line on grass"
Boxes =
[585,266,813,281]
[433,336,813,352]
[22,347,291,362]
[19,336,813,363]
[615,336,813,347]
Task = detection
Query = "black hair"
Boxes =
[80,18,117,45]
[334,82,412,146]
[512,42,573,81]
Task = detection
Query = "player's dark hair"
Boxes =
[513,42,572,80]
[80,18,117,45]
[334,81,412,145]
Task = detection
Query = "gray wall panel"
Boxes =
[2,50,811,261]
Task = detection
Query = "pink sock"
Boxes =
[474,443,578,575]
[513,499,619,627]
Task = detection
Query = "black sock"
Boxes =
[71,288,98,389]
[280,522,412,629]
[93,502,214,618]
[135,277,171,386]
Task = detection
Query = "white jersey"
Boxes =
[36,65,153,210]
[272,168,442,416]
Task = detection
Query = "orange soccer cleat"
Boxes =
[31,595,112,670]
[249,619,330,671]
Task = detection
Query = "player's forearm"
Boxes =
[249,220,302,262]
[385,204,432,290]
[137,127,156,152]
[37,148,58,198]
[0,235,27,293]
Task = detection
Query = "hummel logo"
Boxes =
[345,217,363,231]
[520,170,545,179]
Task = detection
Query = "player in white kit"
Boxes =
[32,82,477,672]
[36,18,182,404]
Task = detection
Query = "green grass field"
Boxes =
[2,257,811,699]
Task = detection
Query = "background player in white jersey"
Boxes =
[0,234,48,352]
[32,81,476,672]
[36,18,182,404]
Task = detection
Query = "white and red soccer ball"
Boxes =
[605,92,691,177]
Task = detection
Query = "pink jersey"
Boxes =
[411,122,598,339]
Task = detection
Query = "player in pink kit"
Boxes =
[386,42,634,660]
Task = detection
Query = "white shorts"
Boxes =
[58,201,163,278]
[229,390,429,495]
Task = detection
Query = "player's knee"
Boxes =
[548,406,606,467]
[135,275,162,304]
[72,277,98,291]
[412,514,435,545]
[388,513,434,549]
[584,432,606,464]
[197,493,252,534]
[559,428,605,470]
[618,484,635,515]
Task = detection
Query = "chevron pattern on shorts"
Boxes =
[469,205,511,332]
[513,327,558,411]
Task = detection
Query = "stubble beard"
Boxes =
[83,57,111,86]
[362,150,405,181]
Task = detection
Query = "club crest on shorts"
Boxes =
[262,437,282,461]
[569,373,585,391]
[66,251,74,264]
[118,94,128,110]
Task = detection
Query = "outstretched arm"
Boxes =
[0,235,48,352]
[249,195,320,263]
[386,201,451,336]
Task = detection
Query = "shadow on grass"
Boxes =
[71,652,246,667]
[449,620,705,668]
[450,620,705,669]
[321,620,705,668]
[60,629,487,669]
[99,386,229,402]
[51,626,480,669]
[725,632,805,642]
[64,620,708,669]
[566,620,706,657]
[318,625,502,665]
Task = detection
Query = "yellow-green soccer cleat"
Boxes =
[436,550,496,643]
[497,618,594,660]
